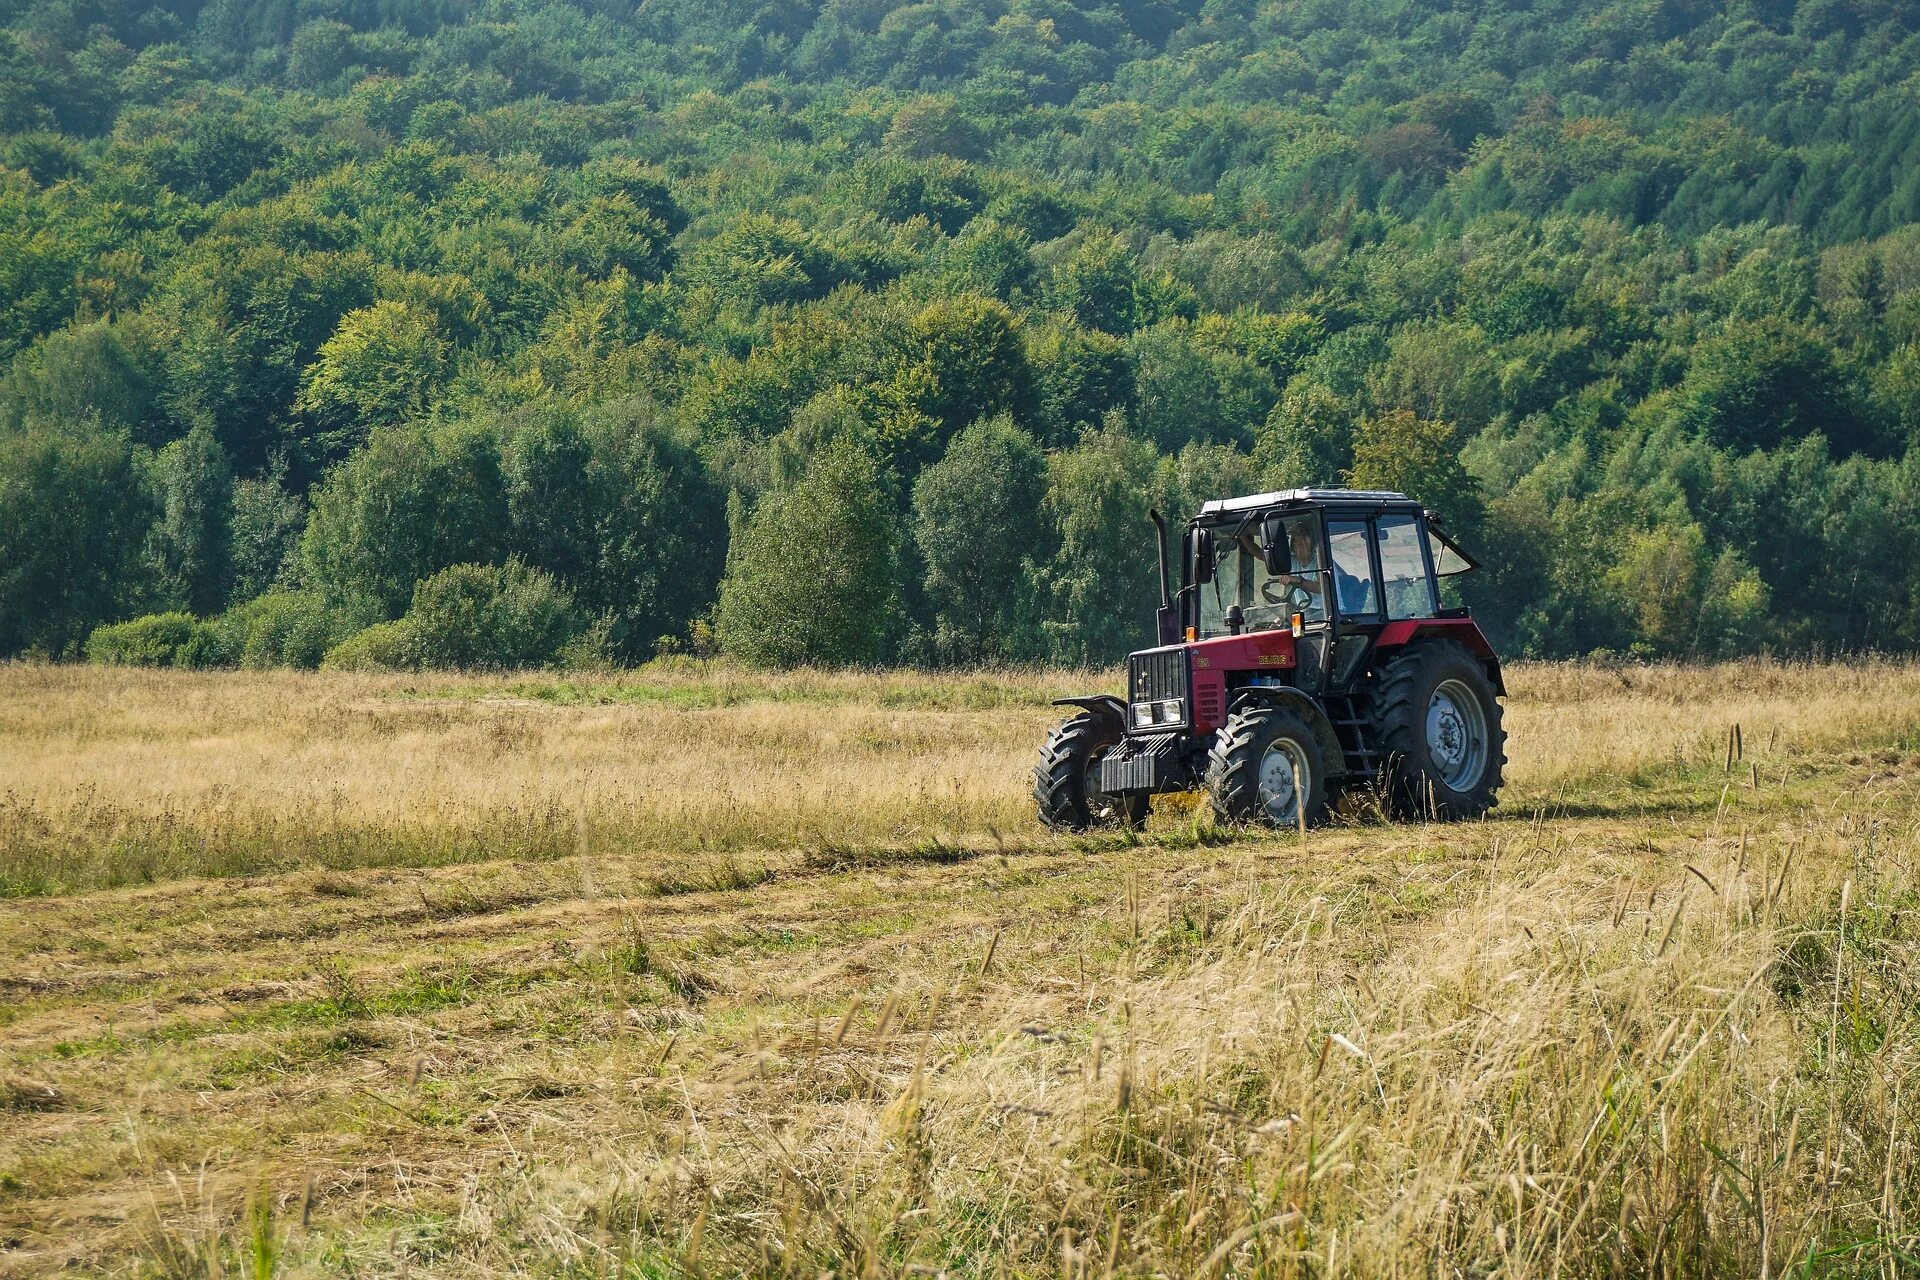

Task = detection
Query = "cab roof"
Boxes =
[1196,488,1419,518]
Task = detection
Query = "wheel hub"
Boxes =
[1425,680,1488,791]
[1256,740,1309,824]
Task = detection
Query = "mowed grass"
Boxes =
[1,659,1919,1276]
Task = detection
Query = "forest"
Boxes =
[5,0,1920,669]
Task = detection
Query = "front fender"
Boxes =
[1051,695,1127,735]
[1226,686,1349,778]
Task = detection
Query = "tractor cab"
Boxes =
[1036,489,1505,834]
[1177,490,1480,697]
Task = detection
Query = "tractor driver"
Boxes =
[1262,520,1328,621]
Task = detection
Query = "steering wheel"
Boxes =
[1259,579,1315,610]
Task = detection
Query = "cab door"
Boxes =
[1324,518,1384,691]
[1255,511,1332,692]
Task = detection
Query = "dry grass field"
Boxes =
[3,658,1920,1276]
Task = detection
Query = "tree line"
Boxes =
[5,0,1920,669]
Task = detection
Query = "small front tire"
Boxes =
[1204,704,1329,828]
[1034,712,1150,833]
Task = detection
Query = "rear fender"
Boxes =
[1051,695,1127,734]
[1375,619,1506,695]
[1227,686,1348,778]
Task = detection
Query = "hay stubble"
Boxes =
[2,658,1919,1275]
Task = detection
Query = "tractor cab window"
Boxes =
[1260,514,1327,628]
[1327,521,1380,617]
[1195,515,1327,638]
[1378,513,1438,619]
[1428,527,1475,576]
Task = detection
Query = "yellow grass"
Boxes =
[5,657,1920,893]
[2,658,1919,1276]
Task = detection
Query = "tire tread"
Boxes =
[1365,638,1506,820]
[1033,713,1147,831]
[1203,703,1327,827]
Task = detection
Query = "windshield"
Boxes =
[1195,514,1328,638]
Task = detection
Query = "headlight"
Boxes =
[1131,698,1185,728]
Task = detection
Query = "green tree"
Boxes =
[1366,322,1503,436]
[1035,423,1162,665]
[715,440,902,667]
[1129,319,1275,452]
[940,218,1037,302]
[382,560,582,671]
[855,155,985,233]
[147,423,233,615]
[912,415,1048,664]
[1159,442,1260,527]
[1026,321,1136,445]
[884,95,986,160]
[160,245,376,476]
[286,19,356,89]
[0,427,153,657]
[2,317,175,446]
[1347,409,1486,533]
[294,301,450,461]
[899,295,1036,458]
[1675,318,1879,455]
[1604,521,1771,656]
[1049,235,1141,334]
[1255,379,1352,488]
[85,613,205,668]
[229,470,304,601]
[552,195,678,282]
[300,423,508,619]
[686,214,852,307]
[504,401,725,659]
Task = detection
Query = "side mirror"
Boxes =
[1189,528,1214,586]
[1260,516,1291,576]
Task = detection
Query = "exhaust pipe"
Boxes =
[1149,509,1177,645]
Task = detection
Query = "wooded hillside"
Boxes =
[6,0,1920,666]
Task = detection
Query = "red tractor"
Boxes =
[1035,489,1505,830]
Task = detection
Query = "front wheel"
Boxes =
[1368,639,1505,820]
[1034,712,1150,833]
[1204,704,1329,828]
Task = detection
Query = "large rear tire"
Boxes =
[1367,639,1505,820]
[1204,703,1329,828]
[1034,713,1150,832]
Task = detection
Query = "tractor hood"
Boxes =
[1129,629,1299,736]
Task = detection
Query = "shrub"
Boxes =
[392,560,580,670]
[212,591,357,670]
[320,620,414,672]
[177,621,238,670]
[84,613,204,667]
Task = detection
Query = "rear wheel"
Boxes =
[1367,639,1505,820]
[1034,712,1150,832]
[1204,704,1328,828]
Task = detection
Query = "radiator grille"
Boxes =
[1128,647,1190,728]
